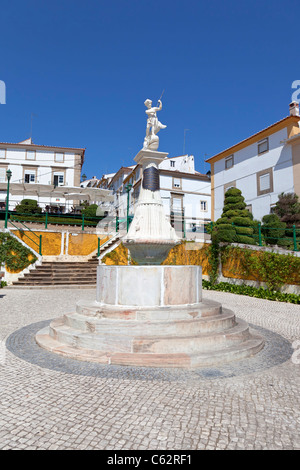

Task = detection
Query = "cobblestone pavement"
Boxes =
[0,287,299,450]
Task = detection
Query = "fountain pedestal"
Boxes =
[122,148,180,265]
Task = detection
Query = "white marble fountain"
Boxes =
[36,98,264,368]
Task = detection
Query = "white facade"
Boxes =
[207,107,300,222]
[159,154,196,173]
[0,138,85,212]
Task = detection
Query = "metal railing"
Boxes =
[1,210,106,231]
[209,221,299,251]
[8,218,42,255]
[258,223,299,251]
[96,216,128,257]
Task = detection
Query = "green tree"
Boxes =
[261,213,286,246]
[82,204,98,218]
[15,199,42,214]
[213,188,256,245]
[273,192,300,227]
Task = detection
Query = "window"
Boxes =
[258,137,269,155]
[225,155,234,169]
[0,149,5,159]
[170,161,175,168]
[26,150,36,160]
[55,152,64,162]
[53,174,64,186]
[24,171,36,183]
[259,173,270,191]
[200,201,207,211]
[257,167,273,195]
[173,177,181,189]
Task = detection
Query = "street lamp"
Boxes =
[125,183,132,232]
[4,169,12,229]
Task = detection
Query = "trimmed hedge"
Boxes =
[213,188,257,245]
[202,279,300,304]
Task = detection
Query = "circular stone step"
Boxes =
[35,265,264,368]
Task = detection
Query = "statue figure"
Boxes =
[143,99,166,150]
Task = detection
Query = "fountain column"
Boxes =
[122,148,179,265]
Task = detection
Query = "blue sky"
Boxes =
[0,0,299,178]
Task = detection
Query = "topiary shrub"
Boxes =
[15,199,42,214]
[213,188,257,245]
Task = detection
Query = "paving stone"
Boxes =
[0,287,299,450]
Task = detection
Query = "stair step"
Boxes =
[75,298,222,320]
[189,336,264,367]
[23,269,97,274]
[12,279,97,286]
[64,309,236,336]
[36,328,264,368]
[41,263,98,268]
[11,238,121,286]
[48,318,251,354]
[16,275,97,280]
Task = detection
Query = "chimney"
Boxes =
[289,101,299,116]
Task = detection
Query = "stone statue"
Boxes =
[143,99,167,150]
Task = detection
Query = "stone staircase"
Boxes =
[11,235,121,287]
[11,256,99,287]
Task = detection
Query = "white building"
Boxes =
[104,155,211,239]
[0,137,86,212]
[206,102,300,221]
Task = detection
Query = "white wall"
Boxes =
[1,146,78,210]
[159,155,195,173]
[213,127,294,220]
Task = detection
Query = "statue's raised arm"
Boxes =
[154,100,162,112]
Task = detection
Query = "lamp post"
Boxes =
[4,169,12,229]
[125,183,132,232]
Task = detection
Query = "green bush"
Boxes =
[82,204,99,218]
[235,234,258,244]
[15,199,42,214]
[232,216,254,227]
[223,201,248,212]
[213,188,256,245]
[235,226,254,236]
[213,225,236,243]
[11,214,100,227]
[273,192,300,227]
[261,213,286,246]
[223,196,242,205]
[0,232,37,272]
[202,280,300,304]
